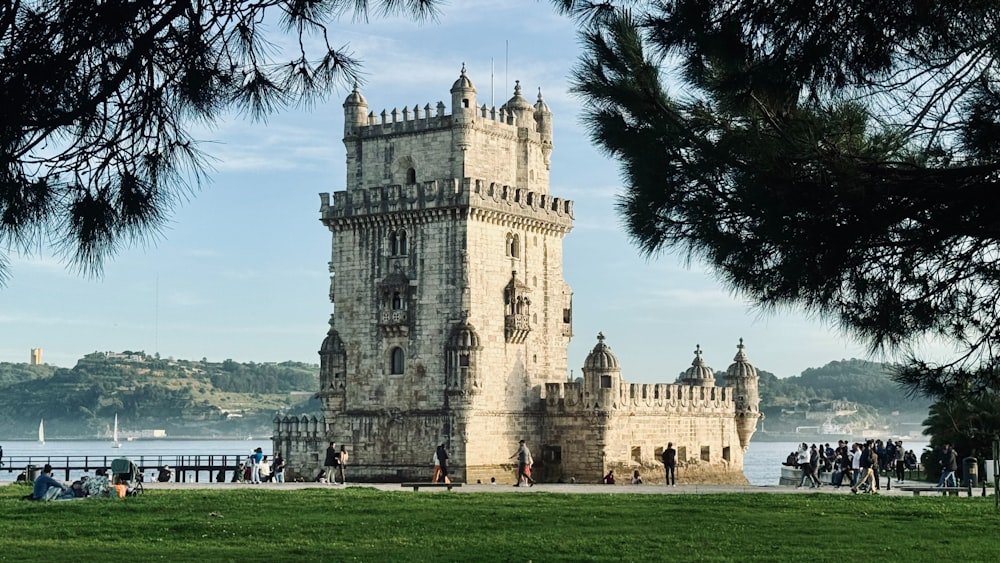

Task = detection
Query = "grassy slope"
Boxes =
[1,485,997,562]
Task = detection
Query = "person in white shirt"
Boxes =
[259,455,272,482]
[850,443,862,488]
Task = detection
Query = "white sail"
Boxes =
[112,413,122,448]
[38,419,45,444]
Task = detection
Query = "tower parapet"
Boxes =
[545,380,732,415]
[272,414,325,480]
[319,178,573,230]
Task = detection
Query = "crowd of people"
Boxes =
[783,439,920,494]
[233,448,287,483]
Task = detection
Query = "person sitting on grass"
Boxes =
[83,469,111,498]
[32,464,74,501]
[603,470,616,485]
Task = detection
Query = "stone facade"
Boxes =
[274,67,761,484]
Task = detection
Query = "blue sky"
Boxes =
[0,1,907,379]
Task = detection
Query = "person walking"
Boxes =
[808,444,823,487]
[796,443,818,488]
[937,443,958,488]
[850,442,862,488]
[323,442,339,485]
[852,442,877,494]
[335,444,349,485]
[893,441,906,483]
[661,442,677,486]
[434,443,451,484]
[509,439,535,486]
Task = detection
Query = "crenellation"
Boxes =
[345,98,543,141]
[320,178,573,231]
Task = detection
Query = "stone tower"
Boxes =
[311,66,574,482]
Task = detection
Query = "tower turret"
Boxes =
[725,338,762,450]
[317,319,347,415]
[450,63,477,118]
[343,83,368,136]
[582,332,621,397]
[682,344,715,386]
[534,88,553,168]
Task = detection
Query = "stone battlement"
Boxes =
[273,414,324,440]
[347,101,542,139]
[544,381,734,415]
[320,178,573,225]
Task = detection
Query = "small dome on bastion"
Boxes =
[682,344,716,386]
[725,338,757,380]
[534,88,551,114]
[503,80,534,113]
[584,332,619,370]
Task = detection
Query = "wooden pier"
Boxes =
[1,453,248,483]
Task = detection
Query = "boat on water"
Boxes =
[112,414,122,448]
[38,419,45,445]
[779,465,835,486]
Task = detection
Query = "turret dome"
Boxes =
[534,88,551,114]
[343,83,367,107]
[725,338,758,381]
[584,332,619,370]
[450,63,476,93]
[503,80,534,113]
[682,344,716,386]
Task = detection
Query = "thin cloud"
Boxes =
[167,291,210,307]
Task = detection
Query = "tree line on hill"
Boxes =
[0,352,319,439]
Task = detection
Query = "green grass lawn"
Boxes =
[1,484,997,562]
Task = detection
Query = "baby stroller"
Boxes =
[110,458,144,496]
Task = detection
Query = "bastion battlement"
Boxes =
[544,381,734,415]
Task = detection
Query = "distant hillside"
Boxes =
[1,354,930,441]
[686,358,931,440]
[0,352,320,440]
[751,359,931,439]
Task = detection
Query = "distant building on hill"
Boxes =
[273,67,762,484]
[30,348,42,365]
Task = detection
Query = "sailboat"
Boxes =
[112,414,122,448]
[38,419,45,445]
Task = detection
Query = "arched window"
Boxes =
[391,292,402,310]
[509,233,520,258]
[406,167,416,184]
[389,230,408,256]
[390,347,405,375]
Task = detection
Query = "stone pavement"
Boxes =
[138,481,983,497]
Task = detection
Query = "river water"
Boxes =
[0,439,927,485]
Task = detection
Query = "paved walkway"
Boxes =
[135,481,991,497]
